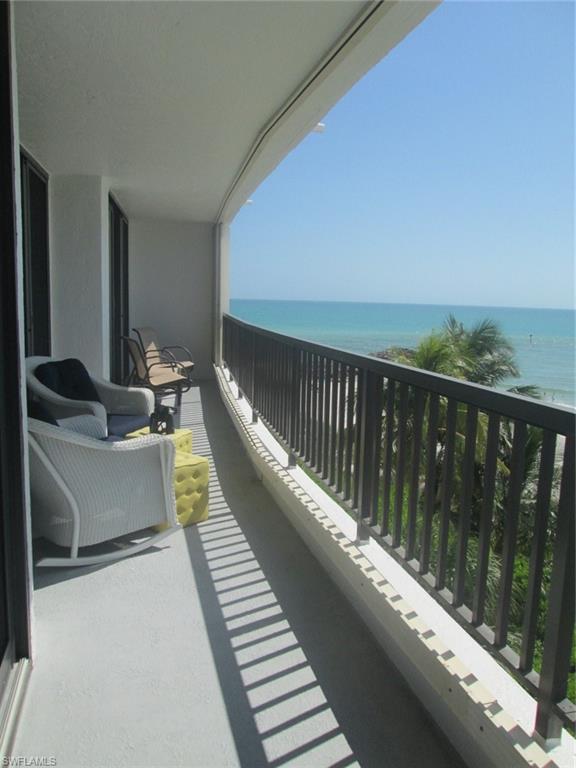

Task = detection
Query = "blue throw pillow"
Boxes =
[35,359,102,404]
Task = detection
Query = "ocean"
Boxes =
[229,299,576,407]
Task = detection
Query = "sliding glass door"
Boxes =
[109,196,129,383]
[0,0,32,726]
[21,152,50,356]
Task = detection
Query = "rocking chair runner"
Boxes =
[123,336,190,410]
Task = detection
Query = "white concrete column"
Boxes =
[50,175,110,376]
[213,222,230,366]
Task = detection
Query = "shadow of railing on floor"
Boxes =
[178,384,464,768]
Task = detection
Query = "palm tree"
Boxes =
[380,314,523,389]
[442,314,520,387]
[375,316,542,593]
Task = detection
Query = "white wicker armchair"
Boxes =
[26,356,154,437]
[28,418,179,566]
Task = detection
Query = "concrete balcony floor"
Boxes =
[14,384,466,768]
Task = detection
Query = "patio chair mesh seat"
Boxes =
[145,366,189,389]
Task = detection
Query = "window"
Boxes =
[109,196,129,383]
[20,151,50,356]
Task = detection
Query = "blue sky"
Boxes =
[230,1,574,310]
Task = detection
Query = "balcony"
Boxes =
[5,2,573,766]
[220,314,575,764]
[13,354,574,766]
[14,383,465,768]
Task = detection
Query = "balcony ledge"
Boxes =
[216,365,575,768]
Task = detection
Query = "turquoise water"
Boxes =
[230,299,576,407]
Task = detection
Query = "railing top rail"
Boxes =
[224,313,575,435]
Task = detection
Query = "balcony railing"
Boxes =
[222,313,575,742]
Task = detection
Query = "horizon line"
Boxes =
[230,298,575,312]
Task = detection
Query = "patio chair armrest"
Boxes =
[146,349,180,369]
[162,344,193,361]
[91,376,154,416]
[27,378,107,424]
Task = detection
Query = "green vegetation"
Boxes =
[375,313,536,391]
[379,317,574,701]
[305,315,574,705]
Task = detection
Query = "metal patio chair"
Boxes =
[132,326,194,377]
[123,337,190,410]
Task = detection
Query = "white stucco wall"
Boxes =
[49,175,110,376]
[129,220,214,380]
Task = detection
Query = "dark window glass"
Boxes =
[0,0,32,703]
[21,153,50,356]
[109,197,129,383]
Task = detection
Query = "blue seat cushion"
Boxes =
[107,413,150,437]
[35,359,102,404]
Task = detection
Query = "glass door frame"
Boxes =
[0,0,33,738]
[109,195,129,384]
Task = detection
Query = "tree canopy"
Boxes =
[374,313,540,395]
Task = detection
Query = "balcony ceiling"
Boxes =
[14,1,435,223]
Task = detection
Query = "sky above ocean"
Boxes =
[230,2,574,310]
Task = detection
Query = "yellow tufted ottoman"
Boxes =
[126,426,193,455]
[172,450,209,526]
[128,428,209,529]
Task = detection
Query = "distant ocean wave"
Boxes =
[230,299,576,407]
[540,390,576,408]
